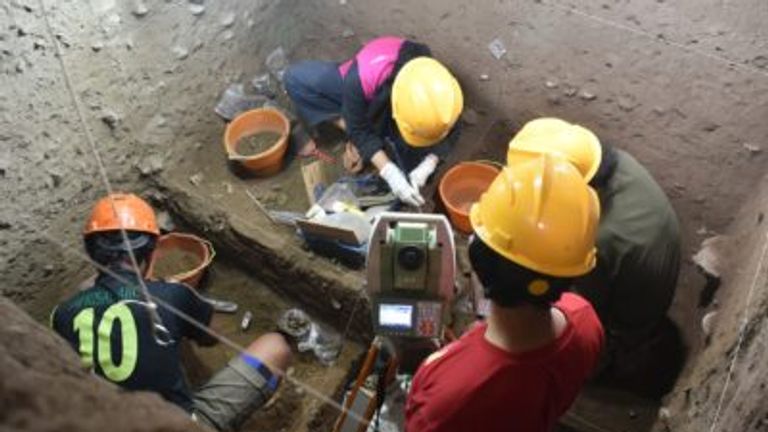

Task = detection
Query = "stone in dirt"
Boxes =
[189,173,204,186]
[743,143,762,155]
[172,46,189,61]
[100,111,120,129]
[132,1,149,17]
[189,4,205,16]
[220,12,236,28]
[488,38,507,60]
[692,235,731,279]
[136,154,165,176]
[701,310,718,338]
[579,89,597,101]
[156,210,176,232]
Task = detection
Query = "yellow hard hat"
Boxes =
[391,57,463,147]
[507,118,602,181]
[470,152,600,277]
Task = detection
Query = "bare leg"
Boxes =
[244,332,293,377]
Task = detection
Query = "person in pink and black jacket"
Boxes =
[284,36,464,207]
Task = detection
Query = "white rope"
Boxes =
[37,0,172,345]
[541,1,768,80]
[707,232,768,431]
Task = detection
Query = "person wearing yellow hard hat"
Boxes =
[508,118,682,394]
[284,36,463,207]
[50,194,293,431]
[406,153,604,432]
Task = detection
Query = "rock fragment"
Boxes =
[189,4,205,16]
[155,210,176,232]
[488,38,507,60]
[743,143,762,155]
[189,173,204,186]
[136,154,164,176]
[220,12,236,28]
[100,111,120,130]
[172,46,189,60]
[579,90,597,101]
[132,1,149,17]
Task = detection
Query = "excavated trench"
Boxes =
[4,0,768,431]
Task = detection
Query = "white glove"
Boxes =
[380,162,425,207]
[409,154,439,190]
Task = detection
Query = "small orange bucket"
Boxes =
[438,162,501,234]
[146,233,216,288]
[224,107,291,176]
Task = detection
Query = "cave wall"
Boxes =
[654,173,768,431]
[0,0,309,320]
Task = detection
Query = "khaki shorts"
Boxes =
[192,355,280,432]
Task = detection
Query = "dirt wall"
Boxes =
[654,173,768,431]
[0,0,307,319]
[0,295,206,432]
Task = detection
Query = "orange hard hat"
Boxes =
[84,193,160,236]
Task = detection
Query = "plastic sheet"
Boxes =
[213,83,267,121]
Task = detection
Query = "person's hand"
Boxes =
[380,162,425,207]
[409,154,439,190]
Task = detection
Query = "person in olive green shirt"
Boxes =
[508,118,681,386]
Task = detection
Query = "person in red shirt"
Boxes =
[406,152,605,432]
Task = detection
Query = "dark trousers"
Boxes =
[283,60,433,172]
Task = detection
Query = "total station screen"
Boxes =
[379,304,413,328]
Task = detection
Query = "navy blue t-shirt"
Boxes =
[51,271,214,411]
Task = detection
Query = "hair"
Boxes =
[84,230,156,270]
[589,142,619,189]
[468,235,573,308]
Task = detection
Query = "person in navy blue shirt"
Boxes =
[51,193,292,431]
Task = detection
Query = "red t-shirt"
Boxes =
[405,293,604,432]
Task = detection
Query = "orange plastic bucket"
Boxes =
[438,162,501,234]
[224,107,290,176]
[146,233,215,288]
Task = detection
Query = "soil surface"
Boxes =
[236,131,283,156]
[187,261,363,432]
[151,247,201,280]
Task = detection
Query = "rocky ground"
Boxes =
[1,0,768,431]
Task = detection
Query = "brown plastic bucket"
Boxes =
[223,107,290,176]
[438,162,501,234]
[146,233,215,288]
